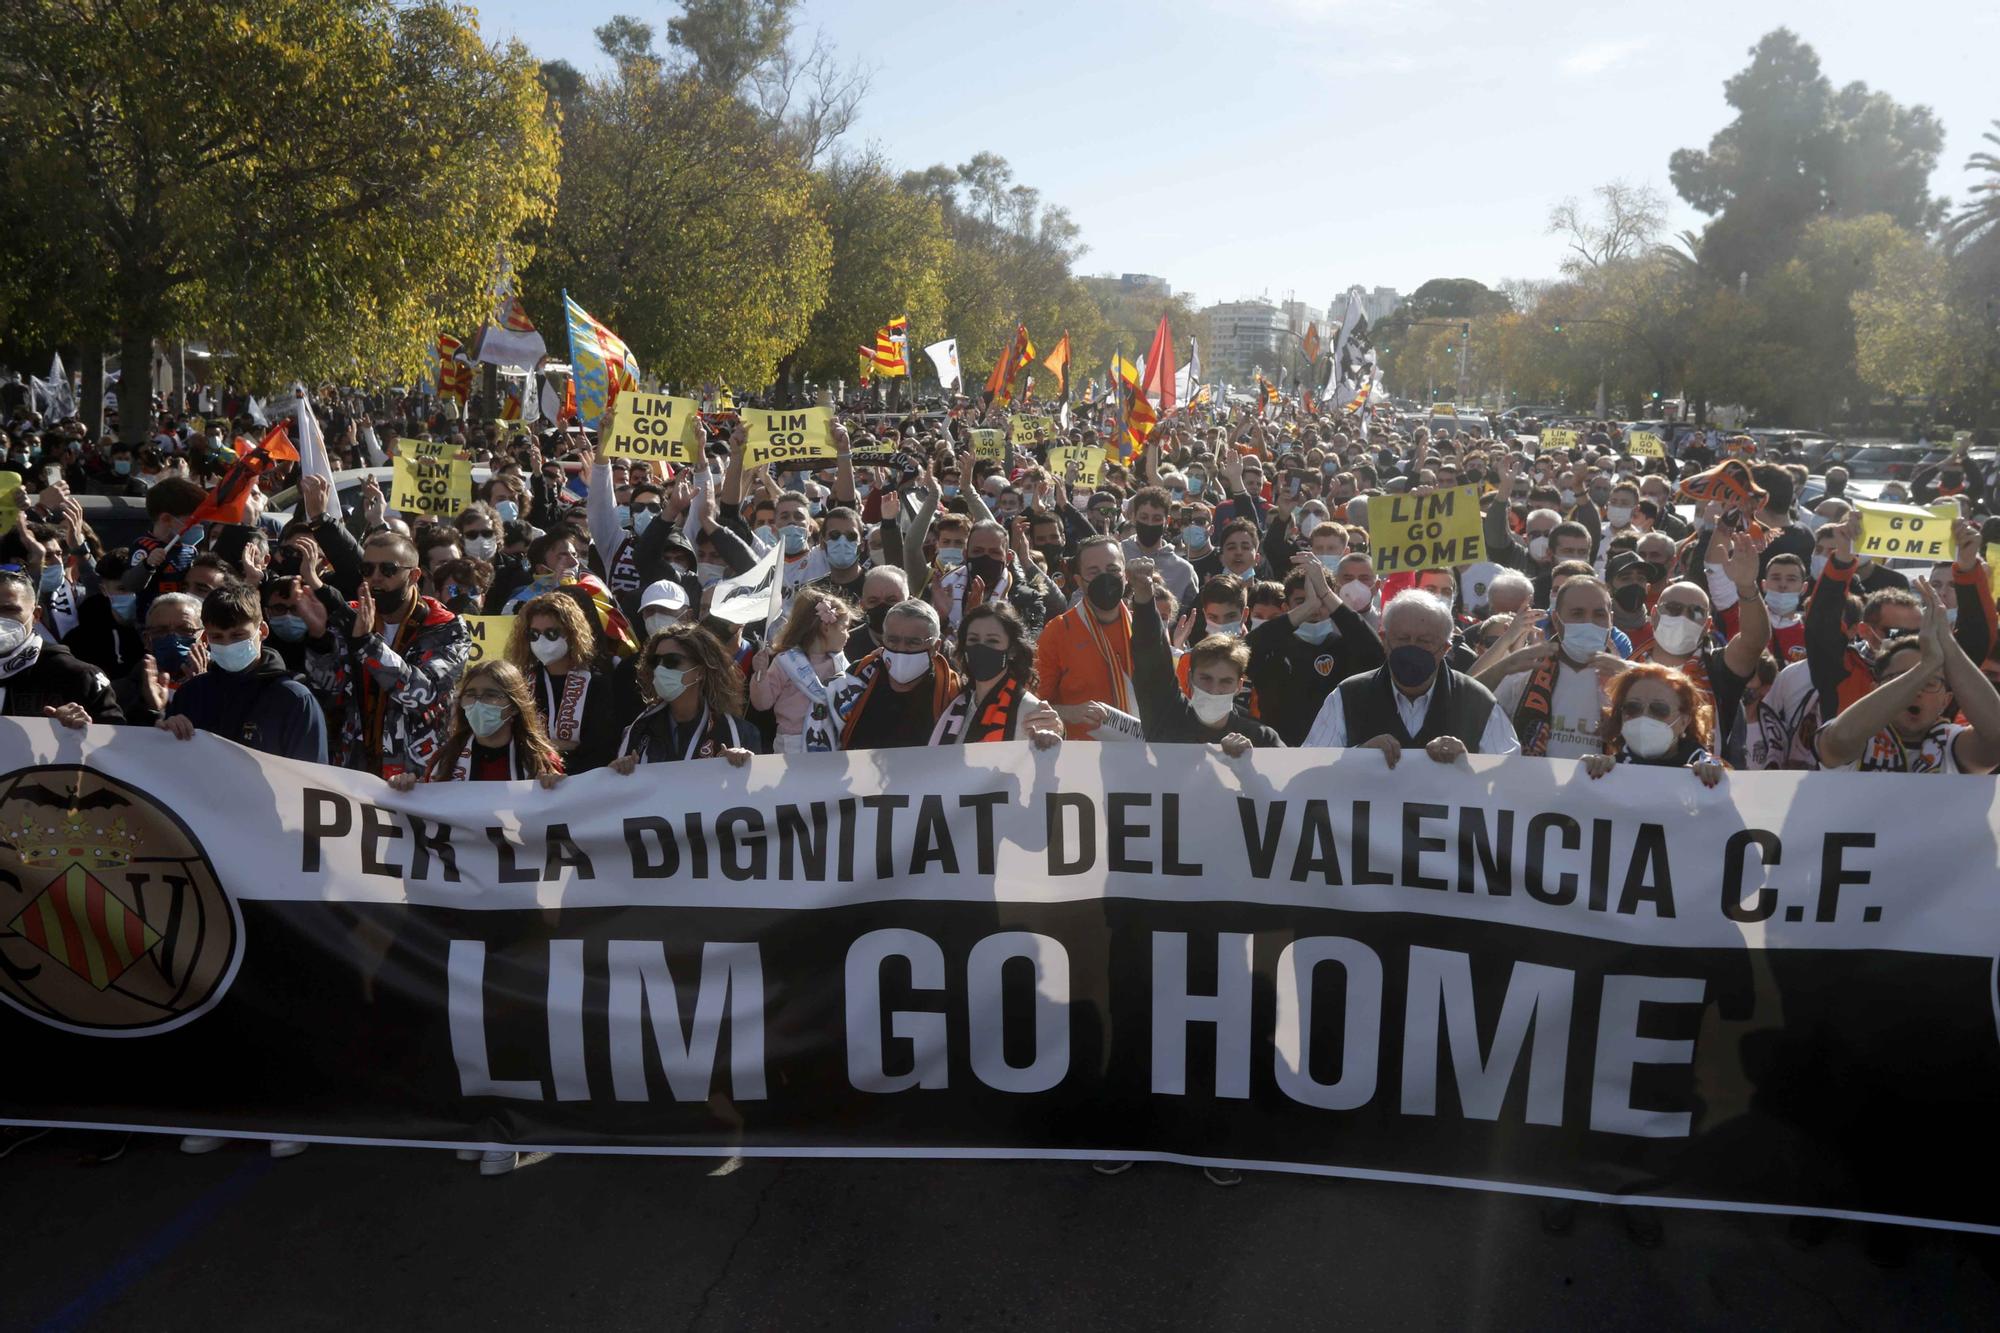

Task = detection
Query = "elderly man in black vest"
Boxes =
[1303,588,1520,765]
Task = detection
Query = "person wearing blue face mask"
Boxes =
[609,624,761,768]
[803,507,870,607]
[1248,552,1387,745]
[1484,575,1623,759]
[158,583,326,763]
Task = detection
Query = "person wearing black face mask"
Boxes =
[1121,485,1195,602]
[926,604,1063,745]
[304,531,469,778]
[1305,590,1518,761]
[845,566,909,661]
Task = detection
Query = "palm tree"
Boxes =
[1943,119,2000,253]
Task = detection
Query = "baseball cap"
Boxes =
[639,579,690,614]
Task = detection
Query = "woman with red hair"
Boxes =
[1581,661,1726,787]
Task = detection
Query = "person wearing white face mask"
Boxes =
[610,625,760,768]
[1127,560,1282,754]
[1629,529,1768,761]
[1332,552,1380,629]
[0,568,123,727]
[506,592,619,773]
[1580,663,1727,787]
[807,599,960,751]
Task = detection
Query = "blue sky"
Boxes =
[477,0,2000,312]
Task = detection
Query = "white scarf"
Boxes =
[0,628,44,680]
[775,647,845,710]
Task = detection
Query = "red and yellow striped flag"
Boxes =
[9,869,161,990]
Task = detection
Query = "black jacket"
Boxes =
[1245,606,1386,746]
[1131,600,1283,747]
[0,641,125,722]
[164,648,327,762]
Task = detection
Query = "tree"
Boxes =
[1669,28,1946,281]
[667,0,795,90]
[898,154,1097,376]
[1547,182,1666,275]
[594,15,656,64]
[1944,119,2000,252]
[1852,238,1979,400]
[523,59,830,389]
[792,152,951,385]
[0,0,558,438]
[1402,278,1512,318]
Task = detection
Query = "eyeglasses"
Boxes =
[360,562,412,578]
[463,689,510,707]
[1619,699,1680,722]
[526,627,565,643]
[1657,600,1708,622]
[652,652,694,670]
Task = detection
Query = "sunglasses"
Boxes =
[526,627,565,643]
[652,652,694,670]
[1658,600,1708,622]
[1619,699,1680,722]
[631,502,661,514]
[462,527,494,539]
[360,561,412,578]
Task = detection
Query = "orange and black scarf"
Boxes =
[1513,650,1564,757]
[930,672,1027,744]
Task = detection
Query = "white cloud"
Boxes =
[1561,37,1651,76]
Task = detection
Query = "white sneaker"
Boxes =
[269,1140,308,1159]
[179,1135,227,1155]
[478,1150,518,1177]
[455,1148,482,1162]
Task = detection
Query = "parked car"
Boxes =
[265,464,494,524]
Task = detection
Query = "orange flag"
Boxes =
[1042,332,1072,399]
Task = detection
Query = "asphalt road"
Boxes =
[5,1132,1997,1331]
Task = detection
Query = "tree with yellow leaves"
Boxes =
[0,0,558,440]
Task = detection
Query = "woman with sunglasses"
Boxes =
[386,660,563,790]
[609,624,760,771]
[506,591,621,773]
[1580,662,1725,787]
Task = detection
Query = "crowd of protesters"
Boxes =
[4,385,1999,1188]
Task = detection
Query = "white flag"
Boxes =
[923,339,961,391]
[707,539,786,629]
[246,394,269,428]
[43,354,75,420]
[291,382,336,492]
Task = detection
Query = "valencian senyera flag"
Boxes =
[563,293,641,429]
[859,316,909,377]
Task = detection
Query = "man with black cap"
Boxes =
[1606,549,1656,653]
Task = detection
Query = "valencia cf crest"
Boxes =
[0,767,241,1036]
[1312,653,1337,677]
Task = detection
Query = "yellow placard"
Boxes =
[601,392,698,464]
[406,438,459,463]
[969,428,1006,463]
[1541,427,1578,451]
[461,614,517,667]
[0,472,20,531]
[1630,430,1666,459]
[1010,416,1047,445]
[743,406,835,469]
[1047,445,1104,490]
[1367,484,1486,573]
[392,453,473,518]
[1856,500,1957,562]
[1986,544,2000,603]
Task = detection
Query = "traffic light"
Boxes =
[1461,322,1470,336]
[1552,321,1564,334]
[1651,390,1661,400]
